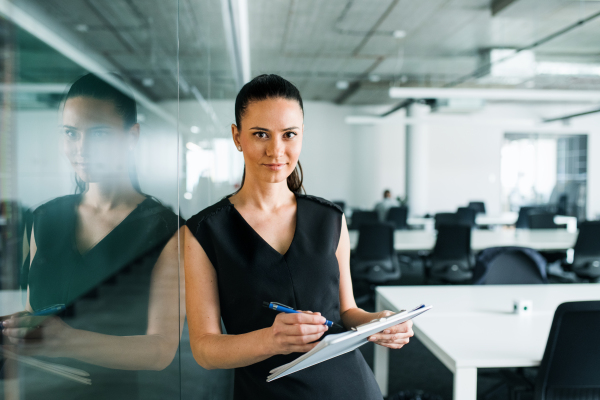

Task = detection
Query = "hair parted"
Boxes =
[234,74,305,194]
[64,73,141,194]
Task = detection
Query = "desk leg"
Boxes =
[374,293,389,397]
[453,367,477,400]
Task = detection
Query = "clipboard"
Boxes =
[267,304,432,382]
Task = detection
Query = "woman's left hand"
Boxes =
[1,313,73,356]
[367,310,414,349]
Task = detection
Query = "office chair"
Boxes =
[528,212,565,229]
[515,206,539,229]
[386,206,408,230]
[426,224,472,284]
[467,201,486,215]
[473,247,547,285]
[456,207,476,227]
[348,210,378,230]
[434,212,458,230]
[351,222,400,284]
[534,301,600,399]
[563,220,600,282]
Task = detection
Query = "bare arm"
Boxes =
[184,226,327,370]
[5,228,184,370]
[336,215,413,349]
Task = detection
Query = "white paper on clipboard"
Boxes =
[267,304,432,382]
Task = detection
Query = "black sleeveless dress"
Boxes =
[186,193,383,400]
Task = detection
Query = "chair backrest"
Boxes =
[516,206,538,229]
[431,224,471,260]
[350,210,378,230]
[434,212,458,230]
[572,221,600,279]
[468,201,486,214]
[529,212,563,229]
[473,247,547,284]
[534,301,600,400]
[355,222,395,260]
[386,206,408,229]
[456,207,476,227]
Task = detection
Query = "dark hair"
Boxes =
[384,189,391,198]
[64,73,141,194]
[234,74,305,194]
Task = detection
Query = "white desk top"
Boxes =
[0,290,25,316]
[376,284,600,372]
[349,228,578,252]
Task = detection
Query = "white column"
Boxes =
[405,103,430,216]
[373,293,390,396]
[453,367,477,400]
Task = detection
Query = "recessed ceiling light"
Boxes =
[183,192,193,200]
[142,78,155,87]
[190,125,200,134]
[336,80,349,90]
[369,75,381,82]
[392,30,406,39]
[75,24,89,32]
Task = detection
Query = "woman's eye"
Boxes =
[91,130,111,138]
[254,132,268,139]
[285,132,297,139]
[64,129,78,139]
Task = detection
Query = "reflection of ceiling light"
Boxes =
[190,125,200,134]
[183,192,193,200]
[490,49,536,78]
[186,142,201,151]
[336,80,349,90]
[400,75,408,83]
[369,75,381,82]
[137,113,146,122]
[392,30,406,39]
[537,62,600,76]
[142,78,155,87]
[75,24,89,32]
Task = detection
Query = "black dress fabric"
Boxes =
[186,193,383,400]
[24,194,182,400]
[29,194,181,311]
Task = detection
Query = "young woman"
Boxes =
[1,74,183,398]
[185,74,414,399]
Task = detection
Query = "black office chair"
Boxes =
[564,220,600,282]
[434,212,458,230]
[515,206,539,229]
[534,301,600,399]
[349,210,378,230]
[467,201,486,215]
[473,247,547,285]
[456,207,476,228]
[386,206,408,230]
[528,212,565,230]
[427,224,472,283]
[351,222,401,284]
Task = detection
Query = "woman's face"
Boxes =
[62,96,138,183]
[233,97,303,186]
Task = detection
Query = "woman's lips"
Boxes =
[263,163,286,171]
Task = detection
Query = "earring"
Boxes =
[237,146,242,151]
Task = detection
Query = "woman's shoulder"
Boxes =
[33,194,80,217]
[137,196,185,228]
[296,194,343,215]
[185,198,233,233]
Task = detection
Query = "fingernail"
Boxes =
[368,337,375,341]
[383,330,390,334]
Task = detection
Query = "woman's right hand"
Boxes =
[268,311,329,355]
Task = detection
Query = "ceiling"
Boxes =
[6,0,600,106]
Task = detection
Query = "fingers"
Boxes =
[368,332,411,343]
[282,323,328,336]
[277,312,326,326]
[3,315,46,329]
[380,320,414,335]
[2,327,42,340]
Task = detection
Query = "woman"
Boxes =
[184,74,413,399]
[1,74,183,398]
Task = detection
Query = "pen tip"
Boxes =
[262,301,270,308]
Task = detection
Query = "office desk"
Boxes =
[349,229,578,252]
[402,214,577,232]
[0,290,25,315]
[373,285,600,399]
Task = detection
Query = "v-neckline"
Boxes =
[227,194,300,257]
[73,196,150,257]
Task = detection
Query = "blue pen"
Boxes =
[263,301,342,329]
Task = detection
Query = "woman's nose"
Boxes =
[267,137,285,157]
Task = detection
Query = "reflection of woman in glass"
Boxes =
[1,74,182,396]
[184,75,413,399]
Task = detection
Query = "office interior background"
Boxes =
[1,0,600,399]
